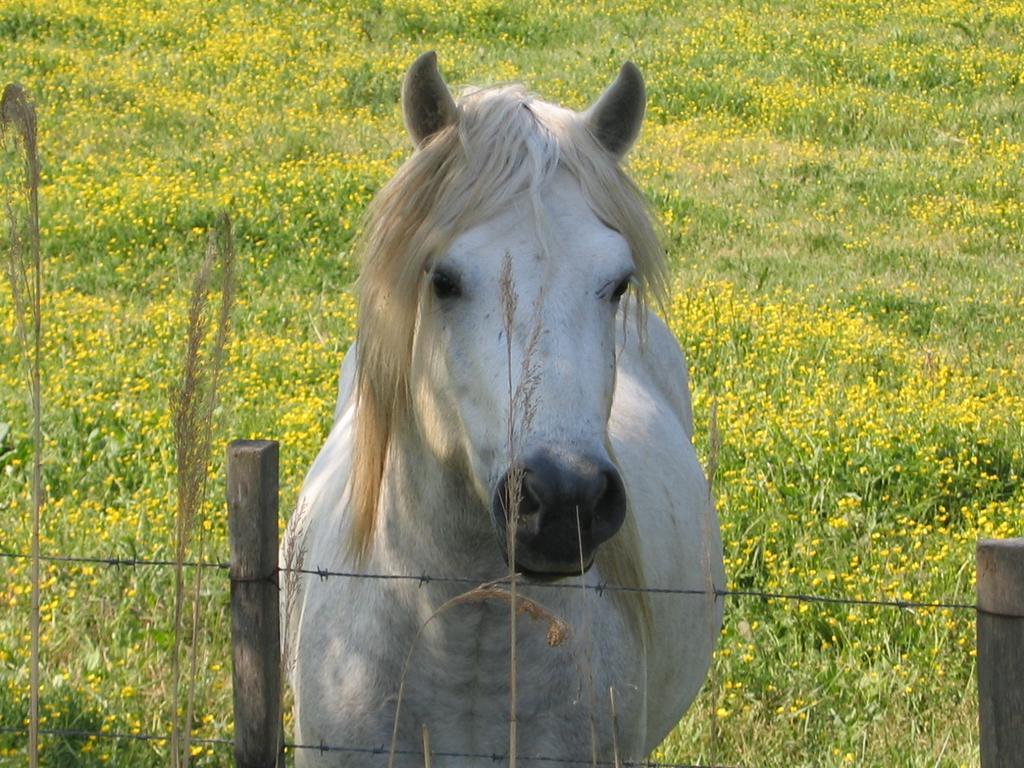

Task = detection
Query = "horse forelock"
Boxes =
[348,83,667,576]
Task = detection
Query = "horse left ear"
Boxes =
[402,51,458,147]
[584,62,646,158]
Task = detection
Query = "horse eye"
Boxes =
[611,277,631,301]
[430,269,462,299]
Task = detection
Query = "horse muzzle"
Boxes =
[491,448,627,578]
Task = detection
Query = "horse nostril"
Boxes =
[586,472,609,514]
[591,466,627,545]
[517,473,542,519]
[491,450,628,571]
[496,469,541,520]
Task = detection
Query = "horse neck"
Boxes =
[373,419,505,581]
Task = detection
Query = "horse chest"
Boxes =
[294,581,646,766]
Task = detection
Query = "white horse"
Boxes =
[282,52,724,767]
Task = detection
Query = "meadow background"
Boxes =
[1,0,1022,765]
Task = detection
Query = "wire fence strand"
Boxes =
[0,550,230,571]
[0,724,233,748]
[0,547,977,767]
[0,550,977,612]
[0,725,742,768]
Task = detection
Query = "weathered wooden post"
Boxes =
[228,440,285,768]
[976,537,1024,768]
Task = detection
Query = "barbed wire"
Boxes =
[0,550,977,612]
[0,550,230,571]
[0,724,233,747]
[0,548,975,768]
[276,564,977,611]
[0,724,741,767]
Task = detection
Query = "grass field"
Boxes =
[1,0,1022,765]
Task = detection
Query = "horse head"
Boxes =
[354,53,665,578]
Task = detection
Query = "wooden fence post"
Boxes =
[976,537,1024,768]
[228,440,284,768]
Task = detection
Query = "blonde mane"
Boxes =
[351,84,666,618]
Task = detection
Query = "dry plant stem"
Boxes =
[421,724,431,768]
[509,559,518,768]
[2,82,41,768]
[498,251,544,768]
[184,216,236,765]
[705,399,721,764]
[499,252,520,768]
[575,507,598,768]
[281,500,309,759]
[169,240,213,768]
[608,687,621,768]
[706,399,720,496]
[386,584,569,768]
[170,215,236,767]
[183,520,206,764]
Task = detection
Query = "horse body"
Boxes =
[283,54,723,767]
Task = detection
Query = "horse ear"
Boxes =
[584,62,646,158]
[402,51,458,147]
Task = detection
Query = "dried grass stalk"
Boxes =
[387,242,553,768]
[499,252,521,768]
[169,214,236,767]
[704,397,721,763]
[2,81,42,768]
[280,499,310,759]
[706,398,720,497]
[421,724,431,768]
[498,250,546,768]
[609,687,621,768]
[576,507,598,768]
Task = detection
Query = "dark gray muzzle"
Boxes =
[491,448,627,578]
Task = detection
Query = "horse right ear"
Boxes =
[584,62,646,158]
[402,51,458,147]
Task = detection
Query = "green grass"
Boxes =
[1,0,1022,766]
